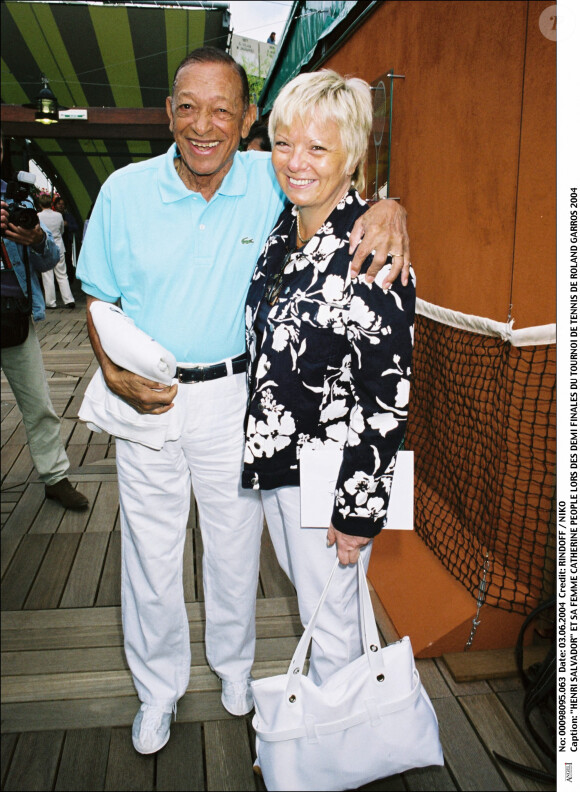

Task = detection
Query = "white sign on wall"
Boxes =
[231,34,276,79]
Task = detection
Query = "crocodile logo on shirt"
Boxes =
[241,237,254,245]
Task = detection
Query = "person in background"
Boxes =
[76,47,410,756]
[37,193,75,309]
[54,196,78,286]
[267,32,276,44]
[1,138,89,511]
[244,121,271,153]
[242,70,415,684]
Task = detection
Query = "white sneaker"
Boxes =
[221,678,254,716]
[132,703,172,754]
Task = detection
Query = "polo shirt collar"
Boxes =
[158,144,248,203]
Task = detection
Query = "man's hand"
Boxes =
[103,362,177,415]
[327,524,372,565]
[1,201,45,247]
[349,199,410,289]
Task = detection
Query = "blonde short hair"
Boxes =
[268,70,372,192]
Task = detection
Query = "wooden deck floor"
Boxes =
[1,294,556,792]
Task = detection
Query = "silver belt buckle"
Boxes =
[178,365,204,383]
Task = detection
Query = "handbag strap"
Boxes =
[286,557,385,700]
[255,669,422,742]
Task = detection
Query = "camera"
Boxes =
[4,171,38,230]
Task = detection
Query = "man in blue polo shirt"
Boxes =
[77,47,410,755]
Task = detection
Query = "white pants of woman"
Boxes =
[115,372,263,709]
[261,486,372,685]
[42,251,74,307]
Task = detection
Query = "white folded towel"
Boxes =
[79,368,179,450]
[78,302,178,449]
[89,301,176,385]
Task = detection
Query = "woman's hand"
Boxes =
[327,524,372,565]
[349,199,410,288]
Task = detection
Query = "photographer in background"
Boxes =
[1,136,88,510]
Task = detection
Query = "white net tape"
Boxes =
[416,299,556,347]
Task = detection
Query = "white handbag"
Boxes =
[251,558,444,791]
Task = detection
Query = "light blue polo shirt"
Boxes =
[77,144,285,363]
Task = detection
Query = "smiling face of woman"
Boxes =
[271,114,353,234]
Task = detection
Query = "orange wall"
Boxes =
[323,1,556,326]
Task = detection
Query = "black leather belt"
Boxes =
[176,353,247,384]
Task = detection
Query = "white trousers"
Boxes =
[115,372,263,709]
[262,487,372,685]
[42,252,74,307]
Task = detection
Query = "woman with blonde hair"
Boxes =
[242,70,416,683]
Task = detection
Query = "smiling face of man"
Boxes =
[166,60,256,200]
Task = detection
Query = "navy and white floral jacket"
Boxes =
[241,189,415,538]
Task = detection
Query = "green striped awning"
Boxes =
[1,0,230,223]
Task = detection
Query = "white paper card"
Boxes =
[299,444,414,530]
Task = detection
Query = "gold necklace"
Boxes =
[296,212,313,245]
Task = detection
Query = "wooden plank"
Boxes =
[434,657,492,697]
[1,624,124,652]
[54,727,111,792]
[24,534,81,610]
[193,501,205,601]
[57,481,99,533]
[1,605,122,631]
[1,734,19,788]
[156,722,205,791]
[2,669,136,703]
[1,660,290,704]
[60,532,110,607]
[28,497,66,534]
[0,445,22,476]
[2,645,128,677]
[82,444,112,466]
[85,481,119,532]
[0,595,299,631]
[1,697,140,734]
[415,658,454,700]
[2,446,34,486]
[95,530,122,607]
[433,696,508,791]
[442,645,550,682]
[458,693,556,791]
[1,534,51,611]
[103,726,155,792]
[403,764,458,791]
[0,633,298,678]
[1,686,276,734]
[2,482,45,536]
[1,613,300,654]
[0,535,22,578]
[494,687,556,774]
[2,730,64,791]
[204,719,257,792]
[183,507,197,601]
